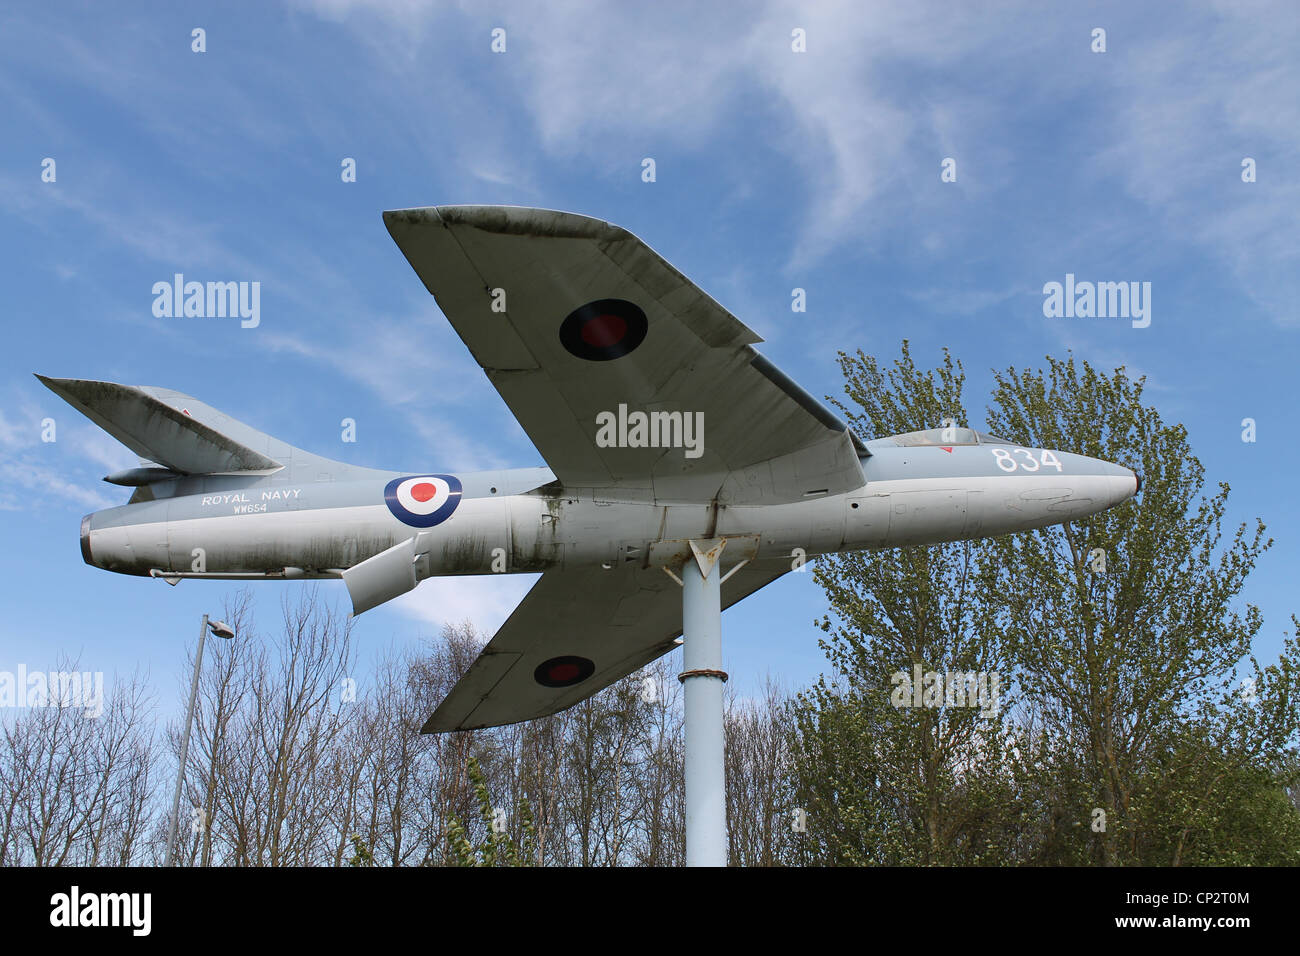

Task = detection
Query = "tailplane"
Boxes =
[38,376,282,476]
[36,376,367,499]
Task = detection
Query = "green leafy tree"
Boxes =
[346,833,373,867]
[791,343,1022,864]
[446,756,536,867]
[982,353,1297,864]
[1125,627,1300,865]
[791,344,1300,867]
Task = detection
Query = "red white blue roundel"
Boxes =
[384,475,462,528]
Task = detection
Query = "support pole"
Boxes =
[680,538,727,867]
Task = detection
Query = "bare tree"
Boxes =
[726,676,798,866]
[1,658,157,866]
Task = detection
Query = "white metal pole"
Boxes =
[166,613,208,867]
[681,539,727,867]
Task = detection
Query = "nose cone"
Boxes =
[1046,450,1139,517]
[1093,459,1140,509]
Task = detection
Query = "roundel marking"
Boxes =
[559,298,647,361]
[384,474,463,528]
[534,655,596,688]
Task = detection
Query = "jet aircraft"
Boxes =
[42,205,1139,731]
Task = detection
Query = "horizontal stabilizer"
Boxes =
[36,376,282,476]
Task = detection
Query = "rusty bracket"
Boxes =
[678,668,729,683]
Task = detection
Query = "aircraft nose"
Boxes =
[1095,459,1139,506]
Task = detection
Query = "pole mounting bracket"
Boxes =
[678,668,729,683]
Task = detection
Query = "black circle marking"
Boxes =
[534,655,596,687]
[559,298,648,361]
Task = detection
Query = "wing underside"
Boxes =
[424,556,791,732]
[384,205,865,505]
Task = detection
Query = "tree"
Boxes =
[981,352,1293,864]
[789,343,1300,866]
[446,756,535,866]
[0,659,156,866]
[172,587,355,866]
[791,342,1022,864]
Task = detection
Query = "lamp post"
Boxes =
[165,613,235,867]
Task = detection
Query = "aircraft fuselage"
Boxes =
[81,441,1138,587]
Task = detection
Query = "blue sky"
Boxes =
[1,1,1296,718]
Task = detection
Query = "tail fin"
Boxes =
[37,376,285,476]
[41,376,390,505]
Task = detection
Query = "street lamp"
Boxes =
[165,613,235,867]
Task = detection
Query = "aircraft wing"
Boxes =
[384,205,865,505]
[423,556,792,732]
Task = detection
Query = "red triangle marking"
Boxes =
[940,446,953,453]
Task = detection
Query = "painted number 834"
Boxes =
[990,448,1063,472]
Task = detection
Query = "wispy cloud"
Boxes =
[0,455,120,512]
[0,386,143,511]
[258,312,528,470]
[905,285,1025,317]
[1086,2,1300,326]
[292,0,1299,323]
[385,571,539,636]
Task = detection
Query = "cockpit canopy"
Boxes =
[866,427,1015,450]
